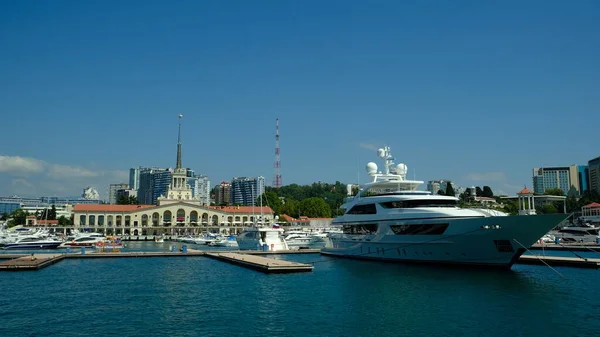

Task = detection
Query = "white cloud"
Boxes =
[11,178,33,187]
[47,164,101,179]
[359,143,379,151]
[112,170,129,181]
[464,172,507,182]
[0,155,128,199]
[0,156,45,174]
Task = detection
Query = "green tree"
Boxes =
[577,189,600,208]
[49,205,57,220]
[566,195,579,213]
[482,186,494,198]
[298,197,331,218]
[460,188,475,203]
[475,186,483,197]
[281,199,300,218]
[566,185,578,198]
[500,199,519,215]
[544,188,564,196]
[117,195,139,205]
[8,209,27,227]
[258,191,284,214]
[445,182,455,197]
[0,212,8,220]
[58,215,72,226]
[537,203,558,214]
[437,189,445,196]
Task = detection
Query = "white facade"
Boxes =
[73,203,274,236]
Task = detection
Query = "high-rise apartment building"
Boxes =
[108,183,129,204]
[138,168,172,205]
[588,156,600,195]
[215,181,231,206]
[116,188,137,202]
[532,165,587,196]
[129,167,141,191]
[188,174,211,206]
[231,176,265,206]
[426,180,453,195]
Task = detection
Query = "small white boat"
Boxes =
[236,225,288,251]
[154,236,164,243]
[213,235,239,248]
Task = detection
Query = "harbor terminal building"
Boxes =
[73,115,274,236]
[72,203,274,236]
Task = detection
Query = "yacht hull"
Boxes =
[322,214,566,268]
[2,242,62,250]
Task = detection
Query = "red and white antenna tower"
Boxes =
[273,118,282,188]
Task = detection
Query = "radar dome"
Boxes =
[377,148,385,158]
[396,163,407,176]
[366,162,378,175]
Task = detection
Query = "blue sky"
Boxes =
[0,0,598,199]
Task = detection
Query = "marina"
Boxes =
[0,244,598,272]
[0,247,316,273]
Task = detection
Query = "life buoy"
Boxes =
[97,241,104,247]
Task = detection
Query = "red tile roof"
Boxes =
[207,206,273,214]
[73,204,274,214]
[279,214,333,222]
[583,202,600,209]
[517,188,534,195]
[37,220,59,225]
[73,204,157,212]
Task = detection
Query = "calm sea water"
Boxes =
[1,243,599,337]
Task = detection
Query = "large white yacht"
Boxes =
[321,146,568,268]
[236,225,289,251]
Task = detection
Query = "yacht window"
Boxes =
[347,204,377,215]
[390,223,449,235]
[342,224,378,234]
[380,199,457,209]
[21,237,38,242]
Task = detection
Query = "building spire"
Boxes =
[176,114,183,170]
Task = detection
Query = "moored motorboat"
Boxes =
[236,225,288,251]
[94,236,124,251]
[2,236,62,250]
[213,235,239,248]
[321,146,568,268]
[284,231,327,249]
[60,233,106,248]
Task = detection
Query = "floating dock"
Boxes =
[530,243,600,252]
[0,254,65,271]
[0,249,316,273]
[203,252,313,273]
[517,255,600,269]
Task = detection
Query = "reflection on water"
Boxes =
[0,244,598,337]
